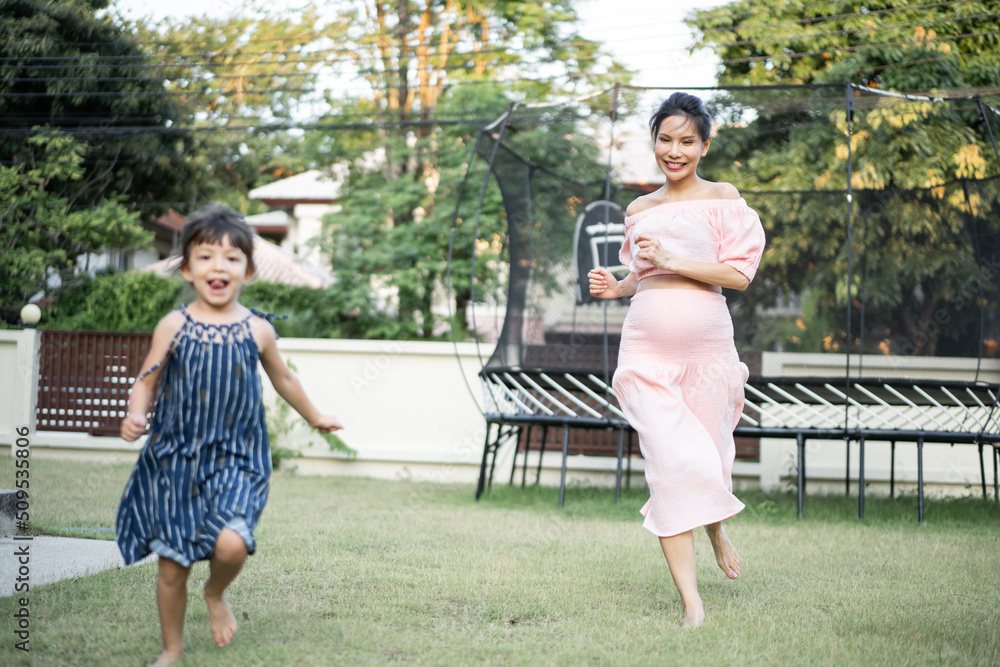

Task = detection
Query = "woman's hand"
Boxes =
[635,234,674,271]
[588,267,620,299]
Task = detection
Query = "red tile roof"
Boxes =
[136,235,335,289]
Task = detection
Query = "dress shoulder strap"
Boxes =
[135,306,189,382]
[249,308,288,339]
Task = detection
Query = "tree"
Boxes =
[0,132,152,324]
[319,1,629,338]
[0,0,196,213]
[132,4,339,210]
[688,0,1000,355]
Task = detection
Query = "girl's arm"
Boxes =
[255,320,343,433]
[635,235,751,291]
[121,311,184,441]
[588,268,638,299]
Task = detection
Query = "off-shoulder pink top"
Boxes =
[619,198,766,282]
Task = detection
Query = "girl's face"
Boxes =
[181,235,253,312]
[653,115,711,183]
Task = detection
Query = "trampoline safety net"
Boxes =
[451,84,1000,384]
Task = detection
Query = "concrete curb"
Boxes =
[1,536,156,598]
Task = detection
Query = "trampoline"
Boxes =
[447,83,1000,521]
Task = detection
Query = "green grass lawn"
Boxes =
[2,456,999,666]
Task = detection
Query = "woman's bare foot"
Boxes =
[152,648,183,666]
[705,523,740,579]
[204,586,237,647]
[681,597,705,629]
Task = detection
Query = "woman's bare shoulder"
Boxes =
[706,181,741,200]
[625,191,662,216]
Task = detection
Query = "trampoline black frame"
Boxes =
[476,370,1000,522]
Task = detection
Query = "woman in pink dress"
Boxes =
[588,92,765,628]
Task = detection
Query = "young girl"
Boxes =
[116,205,342,665]
[588,93,765,628]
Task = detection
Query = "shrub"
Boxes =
[43,270,184,332]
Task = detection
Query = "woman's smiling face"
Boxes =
[653,115,711,183]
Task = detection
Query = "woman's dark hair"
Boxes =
[649,92,712,142]
[178,205,256,274]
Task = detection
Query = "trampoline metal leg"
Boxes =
[845,439,850,496]
[614,428,625,503]
[558,426,569,509]
[475,423,494,500]
[858,436,865,520]
[511,425,528,485]
[536,425,548,485]
[797,433,806,519]
[917,437,925,524]
[979,442,987,500]
[486,428,504,494]
[519,426,531,488]
[890,440,896,499]
[994,446,999,503]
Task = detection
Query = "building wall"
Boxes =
[288,203,341,264]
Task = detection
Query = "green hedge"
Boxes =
[43,270,184,332]
[43,271,397,339]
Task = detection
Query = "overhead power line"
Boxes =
[4,14,987,79]
[718,11,1000,48]
[698,0,973,35]
[0,116,499,138]
[0,86,314,98]
[722,28,1000,65]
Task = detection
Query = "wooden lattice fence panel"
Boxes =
[36,330,152,435]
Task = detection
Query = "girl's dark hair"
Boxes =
[179,205,256,274]
[649,92,712,142]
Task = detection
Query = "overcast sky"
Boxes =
[112,0,729,89]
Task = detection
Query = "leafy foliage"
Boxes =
[688,0,1000,355]
[42,270,183,332]
[239,281,350,338]
[318,2,627,337]
[0,0,196,212]
[131,4,338,211]
[0,132,153,324]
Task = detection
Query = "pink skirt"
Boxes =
[612,289,747,537]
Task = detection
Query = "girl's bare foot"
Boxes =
[681,597,705,629]
[204,586,237,647]
[152,648,183,666]
[706,523,740,579]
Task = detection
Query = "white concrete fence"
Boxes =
[1,328,997,496]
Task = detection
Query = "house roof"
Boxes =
[246,210,291,227]
[248,168,346,203]
[151,209,186,233]
[137,234,335,289]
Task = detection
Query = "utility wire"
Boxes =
[0,116,498,138]
[698,0,974,34]
[722,28,1000,64]
[717,11,1000,48]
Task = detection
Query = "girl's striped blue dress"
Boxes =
[116,305,273,567]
